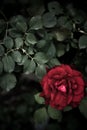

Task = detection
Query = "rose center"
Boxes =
[58,85,66,93]
[55,81,66,93]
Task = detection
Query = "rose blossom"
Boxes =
[40,64,85,110]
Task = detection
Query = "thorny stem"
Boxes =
[78,28,87,35]
[0,10,7,21]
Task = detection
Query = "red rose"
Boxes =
[40,64,85,110]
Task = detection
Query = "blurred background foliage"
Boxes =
[0,0,87,130]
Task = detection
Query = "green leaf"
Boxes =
[53,28,71,41]
[42,12,57,28]
[46,43,56,58]
[79,35,87,49]
[63,20,73,30]
[0,45,5,56]
[0,74,17,91]
[73,10,86,24]
[66,43,70,52]
[9,28,22,38]
[15,37,23,48]
[63,106,72,112]
[79,97,87,119]
[36,39,47,48]
[0,61,3,74]
[11,51,22,63]
[57,44,66,57]
[29,15,43,30]
[4,36,14,49]
[48,106,62,121]
[35,64,46,79]
[2,55,15,72]
[18,55,28,65]
[24,59,36,74]
[28,47,34,55]
[48,58,61,67]
[66,3,76,17]
[48,1,63,15]
[34,107,49,124]
[71,39,78,48]
[10,15,27,32]
[34,52,48,64]
[26,33,37,45]
[34,92,45,104]
[57,16,68,27]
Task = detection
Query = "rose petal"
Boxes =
[72,93,84,102]
[74,77,85,95]
[71,102,79,107]
[62,64,73,74]
[54,92,67,107]
[48,66,66,78]
[67,94,73,104]
[73,70,82,76]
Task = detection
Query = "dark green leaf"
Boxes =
[34,107,49,124]
[46,43,56,58]
[66,3,76,17]
[35,64,46,79]
[0,74,17,91]
[29,15,43,30]
[28,47,34,55]
[24,59,36,74]
[0,61,3,74]
[79,97,87,119]
[57,44,66,57]
[73,10,86,24]
[9,28,22,38]
[48,58,61,67]
[34,92,45,104]
[63,106,72,112]
[42,12,57,28]
[48,106,62,121]
[12,51,22,63]
[15,37,23,48]
[66,44,70,51]
[63,20,73,30]
[79,35,87,49]
[26,33,37,45]
[36,39,47,48]
[2,55,15,72]
[48,1,63,15]
[71,39,78,48]
[4,36,14,49]
[10,15,27,32]
[0,45,5,56]
[34,52,48,64]
[18,55,28,65]
[53,28,71,41]
[57,16,68,27]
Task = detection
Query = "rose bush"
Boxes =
[40,64,85,110]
